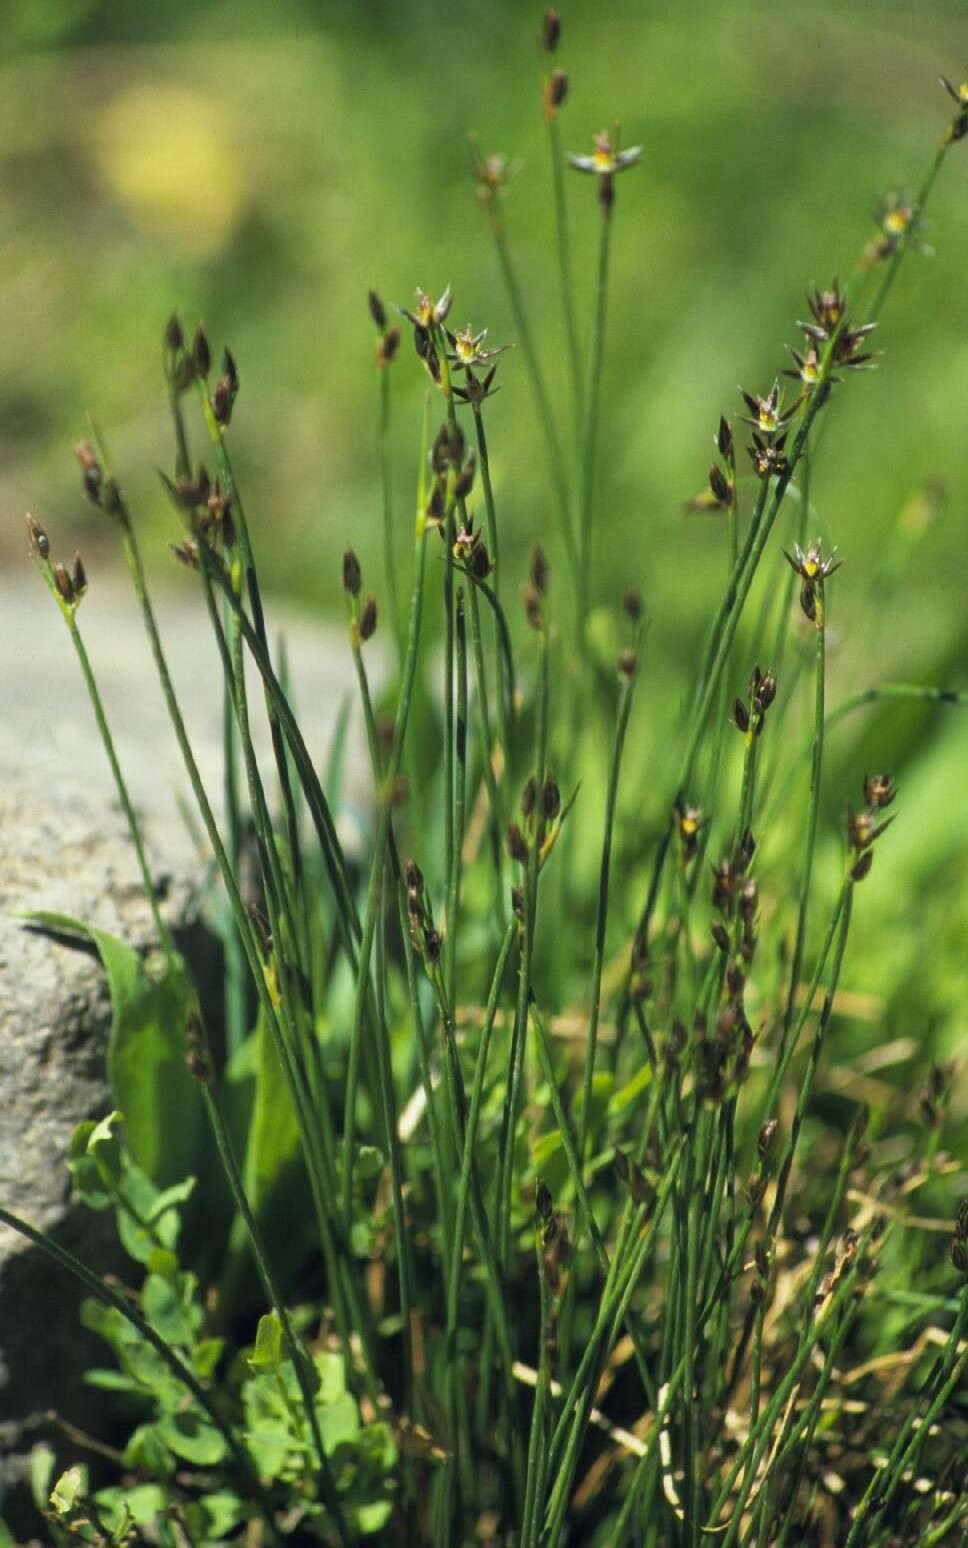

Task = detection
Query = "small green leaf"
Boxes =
[249,1311,283,1375]
[50,1466,84,1515]
[158,1408,229,1466]
[20,912,203,1187]
[29,1444,55,1512]
[141,1274,195,1347]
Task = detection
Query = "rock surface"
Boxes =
[0,572,366,1536]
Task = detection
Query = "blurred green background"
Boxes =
[3,0,967,1051]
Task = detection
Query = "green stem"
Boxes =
[341,413,431,1221]
[547,109,583,445]
[577,206,612,641]
[379,363,404,661]
[779,580,828,1050]
[487,213,577,578]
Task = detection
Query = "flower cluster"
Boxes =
[698,832,758,1106]
[26,514,88,611]
[404,859,442,968]
[862,193,929,269]
[740,381,793,482]
[940,73,968,143]
[783,538,842,623]
[568,129,641,215]
[733,665,777,739]
[684,416,736,517]
[367,289,401,369]
[846,773,897,882]
[164,316,240,429]
[341,548,378,645]
[159,461,235,552]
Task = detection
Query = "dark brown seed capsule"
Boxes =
[542,8,561,52]
[757,1119,778,1159]
[368,289,387,332]
[359,595,378,642]
[192,323,211,377]
[342,548,362,597]
[26,513,49,559]
[506,823,529,865]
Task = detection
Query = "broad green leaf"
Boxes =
[122,1424,176,1477]
[21,912,202,1186]
[141,1273,196,1347]
[198,1490,246,1540]
[249,1311,283,1375]
[356,1500,393,1536]
[158,1408,228,1466]
[317,1392,360,1455]
[95,1484,166,1531]
[242,1011,301,1213]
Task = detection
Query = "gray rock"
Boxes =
[0,573,369,1536]
[0,776,214,1534]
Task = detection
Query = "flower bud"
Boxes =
[26,513,49,560]
[359,594,378,642]
[368,289,387,332]
[192,323,211,378]
[542,8,561,51]
[757,1119,778,1160]
[342,548,362,597]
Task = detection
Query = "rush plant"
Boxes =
[3,15,967,1548]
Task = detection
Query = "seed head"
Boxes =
[342,548,362,597]
[368,289,388,332]
[542,773,561,822]
[757,1119,778,1160]
[863,773,896,811]
[506,822,529,865]
[542,8,561,52]
[164,313,184,353]
[531,545,549,596]
[546,68,568,114]
[359,595,378,642]
[26,513,49,560]
[192,323,211,378]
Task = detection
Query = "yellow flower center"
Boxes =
[804,559,819,578]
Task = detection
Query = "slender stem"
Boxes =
[779,578,828,1048]
[498,629,550,1261]
[486,211,577,577]
[341,413,431,1220]
[578,658,638,1164]
[471,401,513,769]
[577,205,612,638]
[379,362,404,661]
[547,110,583,445]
